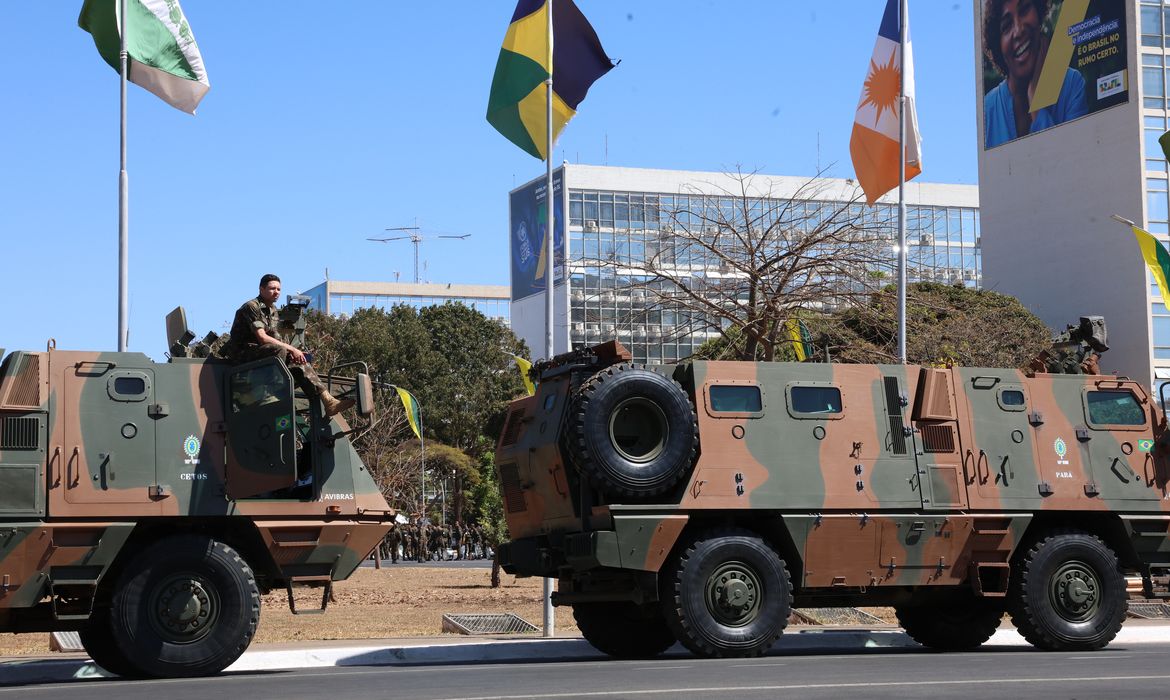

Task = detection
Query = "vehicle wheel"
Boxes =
[80,610,143,677]
[573,602,676,659]
[895,595,1003,651]
[569,363,697,499]
[109,535,261,677]
[663,528,791,658]
[1008,530,1127,651]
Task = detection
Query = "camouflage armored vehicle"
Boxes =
[495,339,1170,659]
[0,303,393,677]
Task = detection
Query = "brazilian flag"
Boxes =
[395,387,422,440]
[1132,225,1170,304]
[487,0,615,159]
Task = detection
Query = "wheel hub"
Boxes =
[150,574,220,643]
[1049,561,1100,622]
[706,562,761,627]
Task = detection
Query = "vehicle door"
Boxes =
[1081,380,1163,503]
[224,357,298,499]
[954,369,1042,510]
[63,361,157,504]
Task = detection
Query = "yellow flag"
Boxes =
[395,387,422,439]
[785,319,807,362]
[514,355,536,396]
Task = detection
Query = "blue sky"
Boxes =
[0,1,978,359]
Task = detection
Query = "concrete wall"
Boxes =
[975,3,1151,384]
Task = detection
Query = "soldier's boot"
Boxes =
[321,391,355,417]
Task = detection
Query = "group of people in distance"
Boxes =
[378,521,493,563]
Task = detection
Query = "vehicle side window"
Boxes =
[789,386,842,415]
[230,363,290,413]
[709,385,762,413]
[997,387,1026,411]
[1086,390,1145,426]
[106,371,150,402]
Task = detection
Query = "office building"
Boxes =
[974,2,1158,385]
[510,164,980,363]
[303,280,510,324]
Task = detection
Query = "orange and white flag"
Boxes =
[849,0,922,205]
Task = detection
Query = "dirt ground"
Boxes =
[0,565,573,657]
[0,565,900,657]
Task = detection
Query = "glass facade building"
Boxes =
[303,280,510,324]
[511,165,980,364]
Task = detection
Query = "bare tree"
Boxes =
[579,168,897,361]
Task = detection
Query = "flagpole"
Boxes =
[896,0,908,365]
[419,401,427,523]
[118,0,129,352]
[542,0,556,640]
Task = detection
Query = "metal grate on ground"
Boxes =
[1128,602,1170,619]
[442,613,539,635]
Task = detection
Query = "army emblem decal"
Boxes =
[276,414,291,431]
[183,435,201,465]
[1054,437,1069,466]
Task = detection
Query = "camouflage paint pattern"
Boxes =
[0,346,393,632]
[496,345,1170,609]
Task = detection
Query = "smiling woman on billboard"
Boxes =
[981,0,1128,150]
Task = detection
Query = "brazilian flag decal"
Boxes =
[275,414,291,431]
[395,387,423,440]
[487,0,615,159]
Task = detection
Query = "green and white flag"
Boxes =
[79,0,210,114]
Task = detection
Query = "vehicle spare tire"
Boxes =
[569,363,697,498]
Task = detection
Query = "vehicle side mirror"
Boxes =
[356,373,374,417]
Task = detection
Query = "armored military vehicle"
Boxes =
[0,302,393,677]
[495,339,1170,659]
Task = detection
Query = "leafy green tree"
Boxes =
[695,282,1050,369]
[815,282,1051,368]
[304,303,528,525]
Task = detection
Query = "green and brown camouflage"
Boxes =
[0,304,393,677]
[495,339,1170,658]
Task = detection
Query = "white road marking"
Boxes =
[422,675,1170,700]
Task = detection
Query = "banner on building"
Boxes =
[980,0,1128,150]
[510,169,566,301]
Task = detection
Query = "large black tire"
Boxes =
[895,595,1004,651]
[80,610,144,678]
[109,535,261,678]
[663,528,791,658]
[573,602,677,659]
[569,363,697,499]
[1008,530,1127,651]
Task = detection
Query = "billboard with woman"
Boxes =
[981,0,1128,149]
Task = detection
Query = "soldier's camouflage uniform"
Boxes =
[223,296,329,398]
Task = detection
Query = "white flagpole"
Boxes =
[542,0,556,639]
[897,0,908,364]
[118,0,129,351]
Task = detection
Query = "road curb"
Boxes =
[2,624,1167,686]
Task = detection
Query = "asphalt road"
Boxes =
[8,643,1170,700]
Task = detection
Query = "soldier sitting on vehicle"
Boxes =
[222,274,352,417]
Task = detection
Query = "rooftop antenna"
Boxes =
[368,225,470,284]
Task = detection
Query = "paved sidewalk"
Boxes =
[3,621,1170,686]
